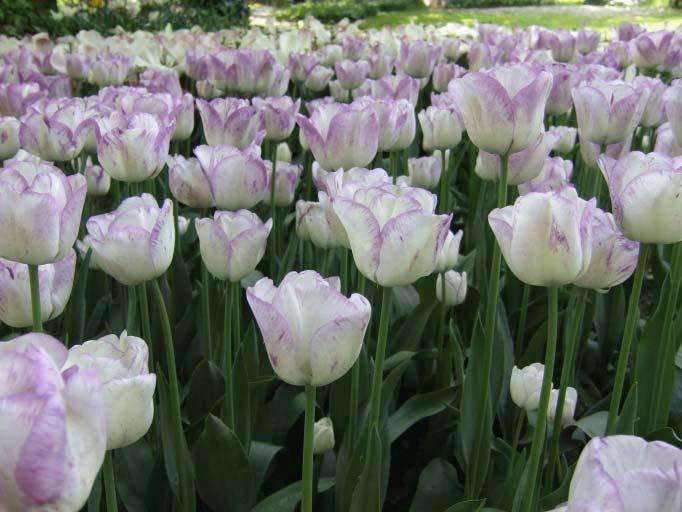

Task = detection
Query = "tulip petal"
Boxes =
[332,198,381,282]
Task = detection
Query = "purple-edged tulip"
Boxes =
[65,332,156,450]
[167,154,214,208]
[196,80,223,100]
[329,81,350,103]
[518,156,573,195]
[577,28,601,55]
[193,144,269,210]
[633,76,667,128]
[432,63,466,93]
[264,161,302,207]
[450,64,553,155]
[408,150,446,190]
[617,23,646,42]
[467,42,495,72]
[139,67,183,98]
[313,165,392,197]
[296,195,350,250]
[548,126,577,154]
[655,123,682,157]
[544,63,575,116]
[476,131,560,186]
[436,270,467,306]
[303,65,334,92]
[442,38,461,61]
[65,53,91,80]
[370,74,420,105]
[549,436,682,511]
[540,30,576,63]
[296,101,378,171]
[247,270,371,386]
[367,54,394,79]
[572,80,649,146]
[289,53,319,83]
[399,40,441,79]
[335,59,369,90]
[317,44,343,67]
[333,184,451,286]
[599,152,682,244]
[663,85,682,147]
[196,210,272,282]
[0,160,86,265]
[357,97,415,152]
[19,99,87,162]
[196,97,264,148]
[435,228,463,273]
[171,93,195,141]
[0,116,19,160]
[0,249,75,328]
[89,53,131,86]
[86,194,174,285]
[252,96,301,142]
[342,38,369,61]
[489,186,595,286]
[0,333,106,512]
[419,106,463,152]
[0,82,45,117]
[96,112,173,183]
[84,158,110,197]
[631,30,675,69]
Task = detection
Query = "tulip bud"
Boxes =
[196,98,264,148]
[87,194,175,285]
[548,126,577,155]
[547,387,577,426]
[654,123,682,157]
[264,161,302,207]
[304,65,334,92]
[418,106,463,152]
[631,30,674,69]
[634,76,667,128]
[367,54,394,79]
[247,271,371,386]
[0,116,19,160]
[664,85,682,148]
[399,40,441,79]
[436,270,467,307]
[252,96,301,142]
[518,157,573,195]
[313,417,335,454]
[296,196,350,250]
[329,80,351,102]
[434,229,462,273]
[408,151,446,190]
[178,215,189,236]
[65,332,156,450]
[65,53,91,80]
[335,59,370,91]
[276,142,292,163]
[172,93,195,142]
[84,158,110,197]
[89,53,131,86]
[370,74,420,105]
[432,63,465,93]
[510,363,547,411]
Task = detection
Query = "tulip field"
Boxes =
[2,10,682,512]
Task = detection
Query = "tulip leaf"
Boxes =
[114,439,156,512]
[66,248,91,346]
[388,386,457,443]
[574,411,608,438]
[186,359,224,425]
[539,463,573,510]
[234,348,253,452]
[645,427,682,449]
[443,499,485,512]
[87,467,102,512]
[250,477,335,512]
[193,414,254,512]
[613,382,639,435]
[409,458,460,512]
[392,300,438,353]
[255,384,306,445]
[349,427,383,512]
[248,442,284,499]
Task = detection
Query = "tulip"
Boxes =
[547,387,577,426]
[599,152,682,244]
[633,76,667,128]
[193,144,269,210]
[303,65,334,92]
[577,28,600,55]
[342,38,368,61]
[312,417,335,454]
[663,85,682,147]
[196,80,223,100]
[335,59,369,90]
[357,97,415,152]
[488,186,595,287]
[0,160,86,265]
[450,64,553,155]
[247,270,371,386]
[432,63,465,93]
[467,42,495,72]
[0,249,75,328]
[548,436,682,511]
[196,97,264,148]
[171,93,195,142]
[419,106,463,152]
[572,80,649,146]
[544,63,575,116]
[408,150,446,190]
[276,142,292,163]
[367,54,394,79]
[167,154,213,208]
[548,126,577,154]
[518,156,573,195]
[313,165,392,197]
[436,270,467,306]
[289,53,319,83]
[399,40,441,79]
[435,229,463,273]
[442,38,461,61]
[19,99,87,162]
[541,30,576,63]
[96,112,173,183]
[0,333,106,512]
[0,115,19,159]
[370,74,420,105]
[329,81,350,103]
[252,96,301,142]
[333,184,451,286]
[296,195,350,250]
[617,22,646,42]
[65,53,91,80]
[631,30,674,69]
[86,194,174,286]
[654,123,682,157]
[89,53,131,86]
[510,363,547,411]
[65,332,156,450]
[196,210,272,282]
[139,67,183,98]
[0,82,45,117]
[207,49,288,96]
[264,161,302,207]
[296,101,378,171]
[84,158,110,197]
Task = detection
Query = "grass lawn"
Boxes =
[360,2,682,31]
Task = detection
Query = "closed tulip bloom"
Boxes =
[467,42,495,72]
[572,80,649,146]
[357,97,415,152]
[264,161,302,207]
[65,332,156,450]
[313,165,392,197]
[399,40,441,79]
[450,64,553,155]
[89,53,131,86]
[518,156,573,195]
[370,74,420,105]
[599,152,682,244]
[313,417,335,454]
[289,53,319,83]
[550,436,682,511]
[196,98,264,148]
[654,123,682,157]
[545,63,575,116]
[296,193,350,249]
[0,83,46,118]
[303,65,334,92]
[548,125,577,154]
[408,150,446,190]
[342,38,368,61]
[0,334,106,512]
[442,38,461,61]
[252,96,301,142]
[329,81,350,103]
[171,93,195,142]
[0,116,19,159]
[419,106,463,152]
[65,53,91,80]
[663,85,682,147]
[0,160,86,265]
[276,142,292,163]
[96,112,173,183]
[631,30,674,69]
[633,76,667,128]
[618,22,646,42]
[139,67,183,98]
[19,100,87,162]
[193,144,268,210]
[489,186,595,287]
[510,363,547,411]
[247,270,371,386]
[333,184,451,286]
[0,249,75,328]
[334,59,369,90]
[577,28,600,55]
[296,101,378,171]
[547,387,577,426]
[432,63,465,93]
[435,229,463,272]
[541,30,576,63]
[167,154,213,208]
[367,54,394,79]
[84,159,110,197]
[86,194,174,286]
[476,131,560,186]
[436,270,467,306]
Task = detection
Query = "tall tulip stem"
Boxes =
[466,152,508,498]
[437,274,449,388]
[270,144,279,274]
[367,286,393,428]
[606,244,650,434]
[138,283,154,366]
[438,150,449,214]
[201,262,212,360]
[348,270,365,445]
[28,264,42,332]
[223,280,235,429]
[103,451,118,512]
[301,384,316,512]
[521,286,559,512]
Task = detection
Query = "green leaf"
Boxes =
[443,499,485,512]
[645,427,682,449]
[234,348,253,452]
[574,411,608,438]
[186,359,224,425]
[114,439,155,512]
[249,442,284,498]
[614,382,639,435]
[250,478,335,512]
[349,427,383,512]
[409,458,460,512]
[67,248,91,346]
[193,414,253,512]
[388,387,457,443]
[383,350,417,372]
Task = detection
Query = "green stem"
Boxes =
[340,248,349,295]
[138,283,153,366]
[390,151,398,183]
[301,384,317,512]
[438,150,449,214]
[465,152,508,498]
[223,281,234,429]
[348,271,366,445]
[520,287,559,512]
[233,282,242,355]
[516,284,531,356]
[201,263,213,361]
[126,285,137,334]
[606,244,650,434]
[270,146,278,278]
[437,273,448,388]
[367,286,393,428]
[503,412,525,501]
[545,287,588,487]
[103,451,118,512]
[28,264,42,332]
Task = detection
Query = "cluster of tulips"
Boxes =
[1,13,682,512]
